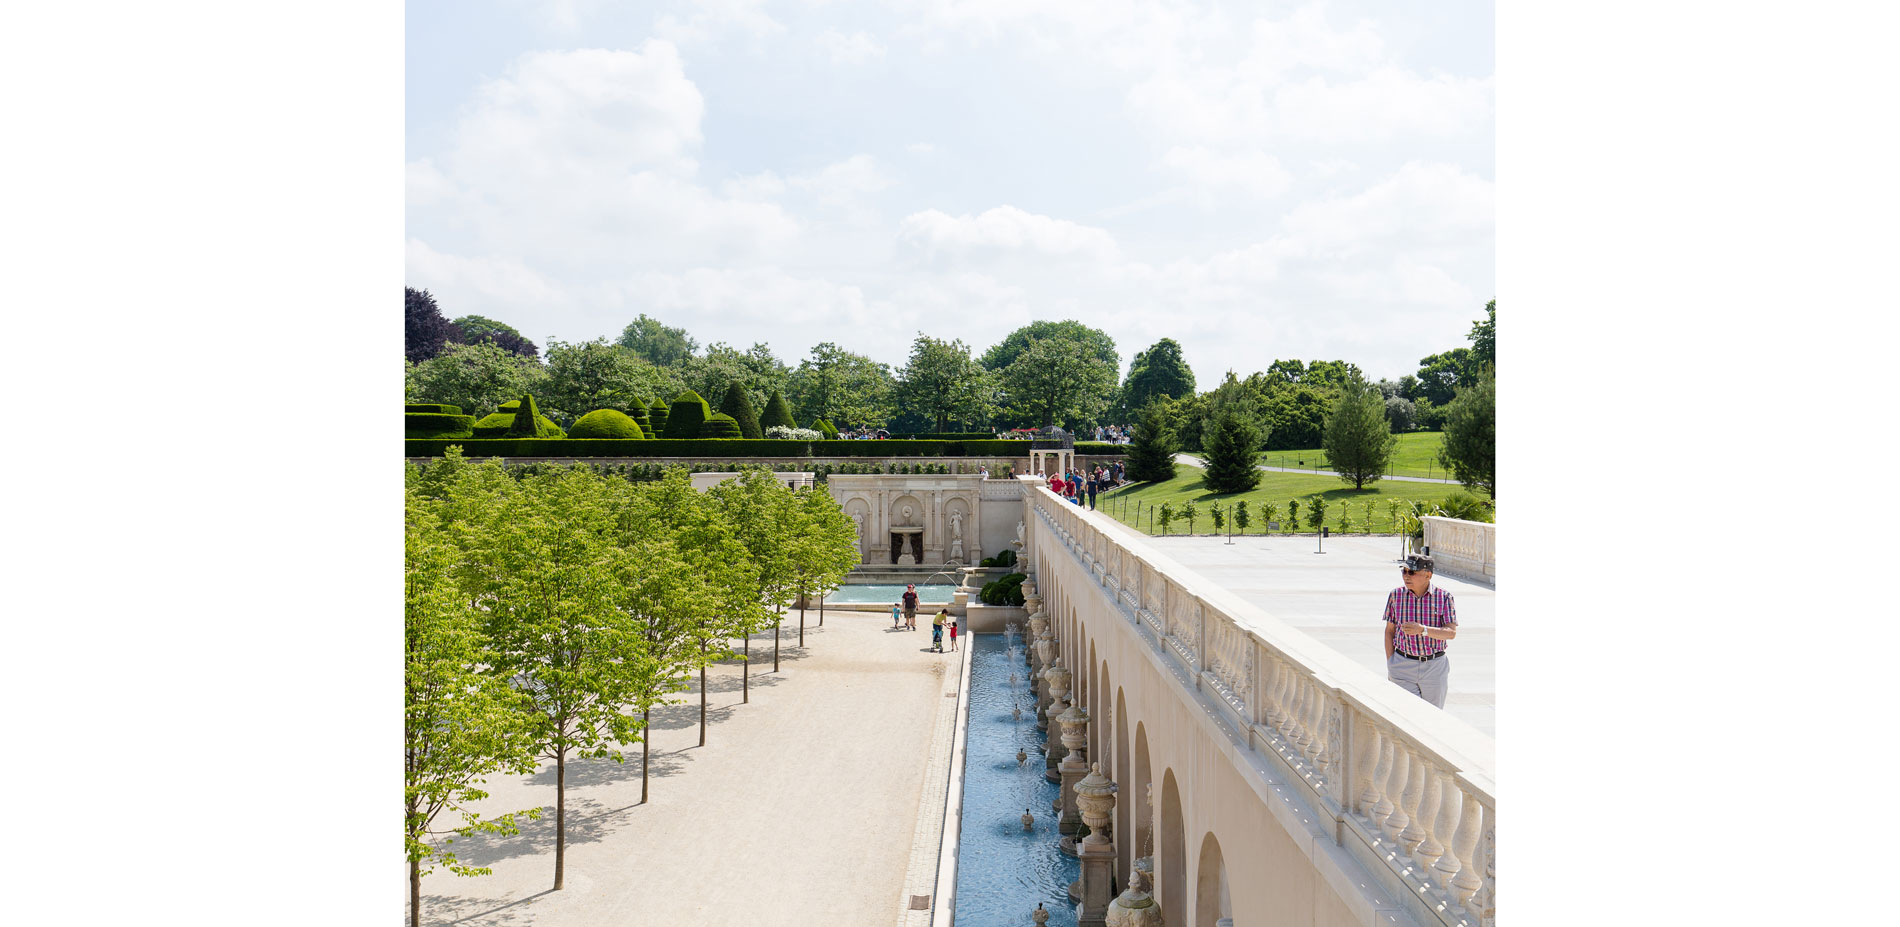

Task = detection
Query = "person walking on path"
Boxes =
[1085,474,1098,509]
[891,602,902,629]
[931,609,948,652]
[947,612,959,652]
[903,584,919,630]
[1382,553,1458,708]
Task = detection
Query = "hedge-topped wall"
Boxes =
[405,438,1128,458]
[406,412,476,439]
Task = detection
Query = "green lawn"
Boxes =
[1250,431,1453,481]
[1094,457,1491,537]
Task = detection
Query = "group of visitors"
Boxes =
[1047,462,1124,510]
[1091,424,1133,444]
[892,583,958,652]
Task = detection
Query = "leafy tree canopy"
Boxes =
[1322,373,1397,489]
[1121,338,1196,412]
[406,287,462,364]
[980,320,1118,374]
[453,315,539,359]
[540,339,681,426]
[1468,300,1496,372]
[682,342,790,420]
[1438,372,1495,498]
[895,334,992,431]
[409,341,549,419]
[998,334,1118,430]
[789,341,894,430]
[616,314,699,368]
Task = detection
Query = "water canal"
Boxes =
[951,631,1079,926]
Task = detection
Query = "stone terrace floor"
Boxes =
[1130,533,1495,741]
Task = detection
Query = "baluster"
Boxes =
[1394,750,1428,855]
[1476,812,1495,927]
[1369,738,1398,828]
[1259,655,1283,728]
[1448,786,1483,908]
[1426,772,1462,892]
[1380,744,1413,843]
[1405,761,1445,876]
[1354,718,1383,817]
[1286,677,1311,751]
[1299,681,1325,762]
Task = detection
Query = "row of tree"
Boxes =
[405,455,859,927]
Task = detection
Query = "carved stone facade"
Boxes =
[826,474,1014,566]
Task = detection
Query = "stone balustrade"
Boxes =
[1028,488,1497,927]
[1420,516,1495,584]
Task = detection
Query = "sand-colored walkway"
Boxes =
[410,609,958,927]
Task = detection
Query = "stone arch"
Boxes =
[943,496,973,563]
[842,497,872,557]
[1133,723,1154,870]
[1090,653,1105,771]
[1194,831,1232,927]
[887,493,926,564]
[1160,769,1187,927]
[1115,687,1132,884]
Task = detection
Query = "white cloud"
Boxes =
[790,154,893,196]
[1159,146,1292,199]
[1273,69,1494,143]
[897,206,1121,265]
[654,0,785,47]
[815,28,885,63]
[906,142,936,155]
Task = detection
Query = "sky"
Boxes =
[405,0,1494,385]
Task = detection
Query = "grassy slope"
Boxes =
[1250,431,1451,481]
[1095,455,1491,536]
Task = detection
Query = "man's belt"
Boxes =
[1394,649,1445,661]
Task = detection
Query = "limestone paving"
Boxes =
[1135,533,1495,739]
[409,613,956,927]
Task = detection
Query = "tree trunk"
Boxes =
[774,609,781,672]
[699,661,707,747]
[819,594,824,627]
[410,856,421,927]
[743,636,750,703]
[799,597,805,647]
[554,750,567,890]
[641,708,651,803]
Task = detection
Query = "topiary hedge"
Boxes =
[760,389,795,431]
[718,384,763,439]
[979,572,1028,606]
[406,403,464,415]
[887,432,993,440]
[505,394,565,438]
[663,390,712,439]
[405,412,476,439]
[814,418,840,440]
[699,412,743,439]
[626,398,653,437]
[647,398,670,437]
[406,438,1044,458]
[1074,442,1126,455]
[569,409,646,439]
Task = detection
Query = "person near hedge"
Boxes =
[1383,552,1459,709]
[903,584,919,630]
[931,609,948,652]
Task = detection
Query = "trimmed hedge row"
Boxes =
[886,432,994,440]
[405,413,476,439]
[569,409,647,439]
[1074,442,1126,455]
[403,437,1128,458]
[406,403,464,415]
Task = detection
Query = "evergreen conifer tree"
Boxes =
[718,383,763,439]
[1124,402,1178,484]
[1201,405,1262,493]
[1437,372,1495,498]
[760,389,796,431]
[1322,375,1397,490]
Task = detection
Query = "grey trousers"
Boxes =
[1387,651,1450,708]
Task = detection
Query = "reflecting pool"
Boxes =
[953,632,1079,926]
[825,583,958,604]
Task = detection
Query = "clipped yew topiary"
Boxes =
[502,394,566,439]
[405,412,475,439]
[699,412,743,439]
[760,389,796,431]
[406,403,463,415]
[663,390,712,439]
[813,418,840,440]
[718,383,763,439]
[627,398,653,437]
[647,398,670,437]
[569,409,646,439]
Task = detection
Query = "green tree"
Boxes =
[1323,374,1397,490]
[1286,499,1300,532]
[1438,372,1496,498]
[1261,386,1330,450]
[616,314,699,368]
[683,342,791,419]
[1156,503,1175,535]
[785,484,863,646]
[1260,501,1278,534]
[895,334,992,430]
[1200,404,1262,493]
[1234,500,1251,534]
[1468,300,1496,372]
[473,466,661,891]
[409,341,549,418]
[788,342,894,429]
[404,480,539,927]
[1306,495,1328,531]
[999,335,1118,429]
[452,315,539,359]
[1120,338,1196,413]
[1414,348,1473,408]
[1183,502,1199,535]
[759,389,796,431]
[981,320,1118,374]
[538,339,681,425]
[718,382,763,439]
[1124,402,1178,484]
[706,470,799,690]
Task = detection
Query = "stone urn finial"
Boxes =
[1032,901,1049,926]
[1104,868,1162,927]
[1022,808,1035,831]
[1014,705,1023,721]
[1017,747,1028,765]
[1073,763,1117,847]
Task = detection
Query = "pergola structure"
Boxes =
[1028,427,1076,478]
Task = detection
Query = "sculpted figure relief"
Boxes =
[949,510,965,561]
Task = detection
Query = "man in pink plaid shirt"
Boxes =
[1383,552,1458,708]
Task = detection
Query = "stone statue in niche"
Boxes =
[851,511,865,546]
[1015,520,1027,550]
[948,510,965,561]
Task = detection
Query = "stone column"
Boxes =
[1074,763,1118,927]
[1056,701,1090,834]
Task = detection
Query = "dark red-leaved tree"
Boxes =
[406,287,463,364]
